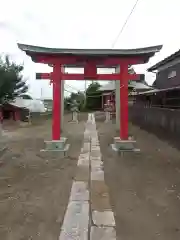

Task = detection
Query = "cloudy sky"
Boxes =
[0,0,180,99]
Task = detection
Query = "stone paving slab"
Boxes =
[59,201,89,240]
[77,158,89,167]
[91,146,100,151]
[91,181,112,211]
[91,164,103,171]
[90,155,102,161]
[82,142,91,152]
[59,113,116,239]
[90,151,102,158]
[91,169,104,181]
[92,210,116,227]
[70,181,89,201]
[77,153,89,166]
[91,142,99,146]
[91,160,103,169]
[79,152,89,158]
[91,226,116,240]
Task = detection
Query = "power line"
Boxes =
[64,89,74,94]
[65,81,89,93]
[64,88,115,99]
[111,0,140,48]
[65,83,79,92]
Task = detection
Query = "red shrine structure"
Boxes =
[18,43,162,151]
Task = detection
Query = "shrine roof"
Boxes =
[18,43,162,66]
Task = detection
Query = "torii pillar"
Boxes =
[36,66,68,152]
[17,43,162,152]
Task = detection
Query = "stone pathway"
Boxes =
[59,113,116,239]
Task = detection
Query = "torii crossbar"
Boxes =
[18,43,162,151]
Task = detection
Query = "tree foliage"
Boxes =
[128,65,135,74]
[64,91,85,111]
[64,82,102,111]
[0,55,28,104]
[85,82,101,110]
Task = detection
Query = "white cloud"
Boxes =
[0,0,180,98]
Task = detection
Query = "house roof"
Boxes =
[8,98,28,109]
[7,98,46,112]
[148,49,180,71]
[137,85,180,95]
[99,82,116,91]
[129,81,152,90]
[18,43,162,67]
[99,81,152,92]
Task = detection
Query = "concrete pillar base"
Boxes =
[41,137,70,154]
[111,137,140,152]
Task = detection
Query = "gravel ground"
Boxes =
[0,113,87,240]
[96,120,180,240]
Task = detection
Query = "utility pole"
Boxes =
[41,87,43,100]
[84,80,87,108]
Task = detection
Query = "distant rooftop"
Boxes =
[99,82,116,91]
[148,49,180,71]
[99,80,152,92]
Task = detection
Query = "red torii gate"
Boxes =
[18,44,162,151]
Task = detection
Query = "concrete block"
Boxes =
[91,160,103,169]
[70,181,89,201]
[91,170,104,181]
[91,165,104,181]
[59,201,89,240]
[90,150,101,158]
[91,181,112,211]
[90,156,102,161]
[92,211,115,227]
[77,154,90,167]
[91,226,116,240]
[91,146,100,151]
[112,137,139,151]
[82,142,91,152]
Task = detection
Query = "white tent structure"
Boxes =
[9,97,46,113]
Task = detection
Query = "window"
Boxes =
[168,70,176,79]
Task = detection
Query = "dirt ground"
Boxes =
[0,113,87,240]
[97,120,180,240]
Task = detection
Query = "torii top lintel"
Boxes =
[18,43,162,67]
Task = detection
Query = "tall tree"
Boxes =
[64,91,85,111]
[0,55,28,104]
[85,82,101,110]
[128,65,135,74]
